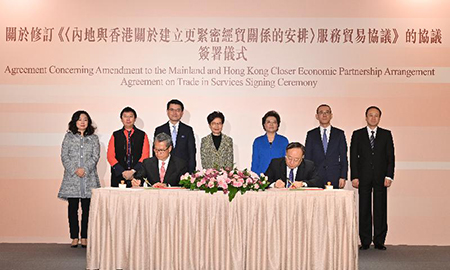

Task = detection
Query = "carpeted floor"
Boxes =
[0,244,449,269]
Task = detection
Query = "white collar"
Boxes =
[366,126,378,136]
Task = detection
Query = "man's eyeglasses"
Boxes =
[286,156,302,163]
[154,147,170,153]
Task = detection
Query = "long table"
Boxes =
[87,188,358,270]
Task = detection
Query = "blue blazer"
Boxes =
[305,126,348,187]
[251,133,289,175]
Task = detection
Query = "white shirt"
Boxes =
[286,166,298,183]
[366,126,378,138]
[285,166,307,187]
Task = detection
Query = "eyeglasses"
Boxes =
[265,120,278,125]
[154,147,170,153]
[286,156,302,163]
[317,111,331,115]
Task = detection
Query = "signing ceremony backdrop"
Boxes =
[0,0,449,245]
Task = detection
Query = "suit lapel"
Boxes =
[373,128,384,151]
[280,159,287,180]
[327,126,338,155]
[175,122,183,149]
[362,128,372,149]
[295,161,305,181]
[315,127,327,156]
[150,158,160,183]
[162,122,170,136]
[164,156,178,185]
[216,134,224,154]
[164,158,176,183]
[216,134,228,156]
[207,134,218,153]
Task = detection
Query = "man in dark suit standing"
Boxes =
[154,99,196,173]
[350,106,395,251]
[265,142,321,188]
[305,104,348,188]
[133,132,188,187]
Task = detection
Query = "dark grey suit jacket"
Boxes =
[264,157,322,187]
[154,122,196,173]
[135,155,188,186]
[305,126,348,187]
[350,127,395,186]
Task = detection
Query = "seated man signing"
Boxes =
[133,132,188,188]
[265,142,321,188]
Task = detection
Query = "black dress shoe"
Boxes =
[374,244,387,250]
[81,238,87,248]
[70,239,79,248]
[359,245,370,250]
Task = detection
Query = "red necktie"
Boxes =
[160,162,166,183]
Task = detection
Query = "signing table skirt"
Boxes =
[87,188,358,270]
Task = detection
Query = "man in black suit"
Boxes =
[154,99,196,173]
[265,142,321,188]
[350,106,395,251]
[305,104,348,188]
[133,132,188,187]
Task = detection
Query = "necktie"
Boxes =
[172,125,177,147]
[160,161,166,183]
[126,130,132,169]
[287,169,294,188]
[322,129,328,154]
[370,131,375,149]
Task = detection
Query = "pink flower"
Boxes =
[197,181,203,188]
[216,174,229,189]
[218,181,228,189]
[232,180,243,188]
[208,180,215,188]
[254,184,260,189]
[217,173,228,182]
